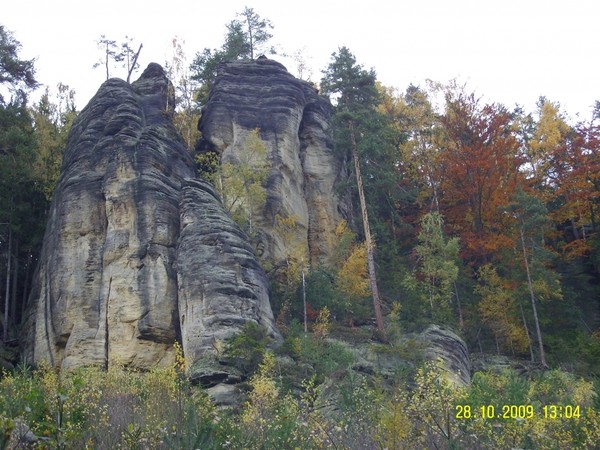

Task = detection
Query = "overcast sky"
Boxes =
[4,0,599,120]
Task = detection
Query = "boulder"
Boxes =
[22,64,278,372]
[206,383,245,408]
[198,58,349,266]
[418,325,471,386]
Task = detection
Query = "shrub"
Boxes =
[224,321,271,375]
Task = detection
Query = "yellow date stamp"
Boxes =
[455,404,581,420]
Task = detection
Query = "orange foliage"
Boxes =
[549,122,600,258]
[436,93,525,263]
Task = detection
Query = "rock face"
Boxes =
[22,64,278,372]
[418,325,471,386]
[177,178,279,367]
[198,58,348,266]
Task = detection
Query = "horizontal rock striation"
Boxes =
[418,325,471,386]
[177,178,279,368]
[22,64,278,372]
[198,58,348,266]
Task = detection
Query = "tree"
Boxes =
[120,36,143,83]
[30,83,76,200]
[437,90,524,263]
[166,37,200,151]
[0,27,40,341]
[549,120,600,258]
[237,6,274,60]
[190,7,274,105]
[475,264,530,355]
[211,128,270,233]
[289,48,313,81]
[93,35,121,80]
[404,212,460,323]
[0,99,40,342]
[274,214,308,330]
[508,188,563,367]
[379,83,440,211]
[93,35,142,82]
[0,26,37,104]
[524,98,571,190]
[321,47,386,337]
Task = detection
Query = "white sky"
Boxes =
[3,0,599,121]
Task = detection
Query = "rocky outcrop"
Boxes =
[22,64,278,372]
[177,178,279,372]
[418,325,471,386]
[198,58,348,266]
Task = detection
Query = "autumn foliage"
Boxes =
[436,93,524,263]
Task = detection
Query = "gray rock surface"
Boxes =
[418,325,471,386]
[177,178,280,379]
[206,383,245,407]
[198,58,348,266]
[22,63,278,371]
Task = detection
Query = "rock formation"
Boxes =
[22,64,279,374]
[418,325,471,386]
[198,58,348,266]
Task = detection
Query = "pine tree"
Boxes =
[321,47,386,337]
[0,27,39,341]
[190,7,274,105]
[508,188,562,367]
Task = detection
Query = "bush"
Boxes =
[224,321,271,375]
[0,353,218,449]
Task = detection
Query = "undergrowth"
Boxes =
[1,338,599,449]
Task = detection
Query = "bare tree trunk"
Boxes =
[520,227,547,367]
[349,122,386,339]
[519,300,535,363]
[454,281,464,329]
[302,262,307,334]
[21,252,31,317]
[476,328,483,353]
[246,17,254,59]
[3,227,12,341]
[126,44,143,83]
[105,42,110,80]
[10,239,18,330]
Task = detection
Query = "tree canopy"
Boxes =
[190,7,274,105]
[0,26,37,105]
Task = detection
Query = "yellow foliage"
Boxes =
[217,128,270,231]
[334,219,349,237]
[374,400,412,449]
[275,213,308,287]
[241,351,280,432]
[173,340,187,374]
[476,264,529,353]
[532,277,563,302]
[312,306,331,339]
[173,109,200,151]
[336,241,370,298]
[333,220,359,268]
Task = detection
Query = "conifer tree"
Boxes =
[0,26,39,340]
[508,188,562,367]
[190,7,274,105]
[321,47,386,337]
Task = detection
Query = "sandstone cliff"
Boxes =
[198,58,348,266]
[22,64,278,373]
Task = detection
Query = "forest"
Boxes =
[1,6,600,449]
